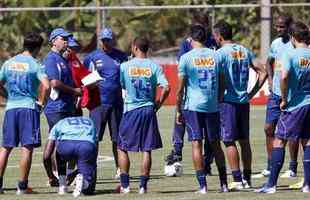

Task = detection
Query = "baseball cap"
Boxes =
[99,27,113,40]
[68,36,79,48]
[49,28,72,42]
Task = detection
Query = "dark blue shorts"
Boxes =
[182,110,220,142]
[118,106,162,152]
[45,112,72,131]
[2,108,41,148]
[90,104,123,142]
[275,104,310,141]
[220,102,250,142]
[56,140,97,192]
[265,93,281,124]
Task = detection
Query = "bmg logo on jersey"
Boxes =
[193,57,215,67]
[299,58,310,68]
[231,51,245,60]
[9,62,29,72]
[129,67,152,77]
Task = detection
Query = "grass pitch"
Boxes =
[0,105,308,200]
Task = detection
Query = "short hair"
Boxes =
[133,37,149,53]
[213,20,233,40]
[290,21,310,43]
[23,32,44,52]
[277,13,293,27]
[190,24,206,43]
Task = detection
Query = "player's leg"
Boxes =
[203,139,214,175]
[239,139,252,185]
[204,112,228,192]
[302,139,310,192]
[0,147,13,193]
[89,105,109,143]
[286,140,299,177]
[117,149,130,193]
[183,110,207,193]
[140,151,151,194]
[55,151,68,195]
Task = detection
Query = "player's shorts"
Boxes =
[275,104,310,141]
[265,93,281,124]
[45,112,72,131]
[182,110,220,142]
[118,106,162,152]
[2,108,41,148]
[90,104,122,142]
[220,102,250,142]
[56,140,97,194]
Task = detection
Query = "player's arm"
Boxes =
[0,81,7,99]
[279,53,290,110]
[155,66,170,112]
[266,57,274,91]
[43,125,58,184]
[176,75,186,124]
[248,58,268,99]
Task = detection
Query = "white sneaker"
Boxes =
[280,170,297,178]
[120,186,130,194]
[115,168,121,180]
[254,184,276,194]
[58,185,68,195]
[73,174,84,198]
[16,187,33,195]
[252,169,270,179]
[139,187,147,194]
[195,186,207,194]
[302,185,310,193]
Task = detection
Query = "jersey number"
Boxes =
[67,118,92,126]
[131,79,151,98]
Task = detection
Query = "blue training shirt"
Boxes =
[217,43,255,103]
[43,51,75,114]
[120,57,168,113]
[268,37,294,96]
[84,48,128,106]
[280,47,310,112]
[0,54,47,110]
[179,48,223,113]
[49,116,97,144]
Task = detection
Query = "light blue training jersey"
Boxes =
[49,116,97,144]
[217,43,255,103]
[179,48,223,113]
[0,54,47,110]
[120,57,168,113]
[281,47,310,112]
[268,37,294,96]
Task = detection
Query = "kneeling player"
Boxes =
[44,116,97,197]
[255,21,310,193]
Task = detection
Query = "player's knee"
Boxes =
[264,125,274,137]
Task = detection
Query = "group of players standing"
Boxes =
[0,11,309,197]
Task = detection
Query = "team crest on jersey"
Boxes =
[9,62,29,72]
[300,58,310,68]
[129,67,152,77]
[95,59,103,67]
[231,51,245,60]
[193,57,215,67]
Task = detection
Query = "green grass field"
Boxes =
[0,105,308,200]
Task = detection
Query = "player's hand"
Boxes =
[48,176,59,187]
[176,111,184,125]
[154,101,162,112]
[280,100,287,111]
[74,88,82,96]
[35,101,44,113]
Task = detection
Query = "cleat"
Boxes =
[139,187,147,194]
[165,150,182,165]
[16,187,33,195]
[115,168,121,180]
[195,186,207,194]
[254,184,276,193]
[280,170,297,178]
[58,185,68,195]
[289,178,304,189]
[301,185,310,193]
[242,179,251,189]
[252,169,270,179]
[120,186,130,194]
[72,174,83,198]
[220,184,229,193]
[228,180,250,191]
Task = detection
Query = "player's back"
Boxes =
[218,43,254,103]
[49,116,97,144]
[0,54,44,110]
[283,47,310,111]
[179,48,222,113]
[120,57,167,112]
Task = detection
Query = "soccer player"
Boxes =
[176,24,228,193]
[84,27,128,179]
[165,15,218,175]
[42,28,82,185]
[117,36,170,194]
[257,14,297,178]
[213,20,267,189]
[0,32,49,194]
[44,116,97,197]
[255,21,310,193]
